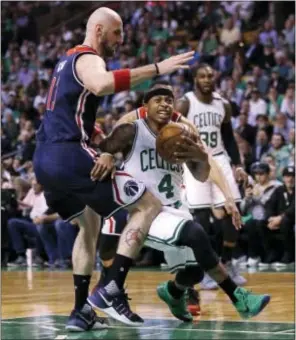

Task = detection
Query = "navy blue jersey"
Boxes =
[36,45,102,149]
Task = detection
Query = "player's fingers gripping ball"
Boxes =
[156,122,202,164]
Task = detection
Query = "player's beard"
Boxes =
[195,81,214,95]
[101,35,116,58]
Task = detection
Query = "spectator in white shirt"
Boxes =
[7,178,60,267]
[248,88,267,126]
[33,86,48,110]
[220,17,241,47]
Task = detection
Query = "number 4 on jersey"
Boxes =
[158,174,174,199]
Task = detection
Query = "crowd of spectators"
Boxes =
[1,1,295,269]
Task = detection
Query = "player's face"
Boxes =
[195,67,215,94]
[101,25,123,57]
[146,95,174,126]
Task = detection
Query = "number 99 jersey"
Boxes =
[184,91,226,155]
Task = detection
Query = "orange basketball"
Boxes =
[156,122,197,164]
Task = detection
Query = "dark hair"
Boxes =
[273,132,286,144]
[192,63,212,77]
[149,79,171,89]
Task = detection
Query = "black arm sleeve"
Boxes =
[221,121,241,166]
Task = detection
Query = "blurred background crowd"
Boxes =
[1,1,295,271]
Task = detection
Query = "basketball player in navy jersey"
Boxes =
[33,7,194,330]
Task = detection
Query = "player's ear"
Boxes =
[96,24,104,37]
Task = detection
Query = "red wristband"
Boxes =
[112,69,131,92]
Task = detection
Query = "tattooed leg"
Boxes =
[117,190,161,258]
[97,191,161,292]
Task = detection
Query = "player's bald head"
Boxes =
[86,7,122,33]
[84,7,123,58]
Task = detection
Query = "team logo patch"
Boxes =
[124,180,139,197]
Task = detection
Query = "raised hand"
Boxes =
[158,51,195,75]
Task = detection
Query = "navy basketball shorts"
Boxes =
[101,209,128,236]
[33,142,146,222]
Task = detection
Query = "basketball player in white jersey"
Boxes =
[89,84,270,323]
[176,63,248,288]
[94,80,242,315]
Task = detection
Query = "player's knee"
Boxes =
[178,220,209,247]
[177,220,219,270]
[131,190,162,218]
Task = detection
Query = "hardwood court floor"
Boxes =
[2,267,295,339]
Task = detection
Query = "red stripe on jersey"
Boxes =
[109,217,114,233]
[137,107,181,122]
[67,45,98,56]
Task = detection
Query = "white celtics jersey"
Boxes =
[124,120,183,206]
[185,91,226,155]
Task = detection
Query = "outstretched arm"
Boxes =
[76,52,194,97]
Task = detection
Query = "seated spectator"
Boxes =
[7,177,77,268]
[273,113,290,142]
[245,35,264,69]
[254,114,273,139]
[267,133,290,180]
[7,177,48,267]
[220,17,241,47]
[282,16,295,53]
[243,80,256,100]
[262,154,281,183]
[280,83,295,126]
[265,166,295,265]
[235,114,256,145]
[269,67,287,95]
[251,66,269,95]
[252,128,270,162]
[220,76,243,106]
[2,110,19,143]
[248,88,267,126]
[241,162,282,266]
[259,20,278,47]
[274,51,291,79]
[261,42,276,71]
[16,130,35,162]
[266,86,283,121]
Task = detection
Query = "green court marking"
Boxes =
[2,315,295,339]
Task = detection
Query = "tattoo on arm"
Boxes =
[98,123,136,156]
[125,228,145,247]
